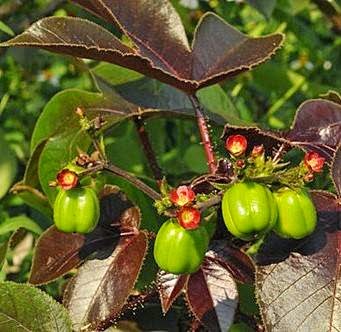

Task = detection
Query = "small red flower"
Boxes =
[251,144,264,157]
[177,207,201,230]
[56,169,79,190]
[169,185,196,207]
[304,152,325,173]
[225,135,247,157]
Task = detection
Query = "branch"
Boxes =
[312,0,341,34]
[103,163,162,201]
[189,94,217,174]
[195,194,222,211]
[134,116,163,183]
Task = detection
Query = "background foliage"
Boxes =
[0,0,339,330]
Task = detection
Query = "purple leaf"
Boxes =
[1,1,283,93]
[186,258,238,332]
[191,13,283,88]
[207,241,255,284]
[74,0,192,76]
[332,146,341,196]
[286,99,341,160]
[29,187,140,285]
[63,231,148,331]
[157,271,189,314]
[256,191,341,331]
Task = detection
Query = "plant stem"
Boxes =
[134,116,163,184]
[196,194,222,211]
[103,162,162,201]
[188,94,217,173]
[246,235,266,255]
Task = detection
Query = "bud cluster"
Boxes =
[224,134,325,186]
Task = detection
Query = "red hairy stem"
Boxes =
[189,94,217,173]
[134,117,163,184]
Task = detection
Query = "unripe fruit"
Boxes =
[222,182,278,240]
[53,187,100,234]
[154,219,209,275]
[274,187,317,239]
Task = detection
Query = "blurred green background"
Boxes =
[0,0,339,330]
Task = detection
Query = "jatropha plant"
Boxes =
[0,1,340,331]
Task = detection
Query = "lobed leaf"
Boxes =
[186,258,238,332]
[286,99,341,161]
[63,231,148,331]
[0,281,72,332]
[157,271,189,314]
[29,187,139,285]
[1,1,284,93]
[256,191,341,331]
[207,241,255,284]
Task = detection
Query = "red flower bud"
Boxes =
[169,186,196,206]
[304,152,325,173]
[225,135,247,157]
[304,172,314,182]
[56,169,79,190]
[177,207,201,230]
[251,144,264,157]
[236,159,245,169]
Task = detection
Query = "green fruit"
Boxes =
[53,187,100,234]
[154,219,209,275]
[222,182,278,240]
[274,187,317,239]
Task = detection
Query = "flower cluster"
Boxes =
[224,134,325,185]
[168,185,201,230]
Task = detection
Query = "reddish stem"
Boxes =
[189,94,217,173]
[134,117,163,185]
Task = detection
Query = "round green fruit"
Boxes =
[274,187,317,239]
[222,182,278,240]
[153,219,209,275]
[53,187,100,234]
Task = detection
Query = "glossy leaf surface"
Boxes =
[2,1,283,93]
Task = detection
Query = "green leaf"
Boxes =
[30,89,126,202]
[0,132,17,200]
[0,216,42,236]
[93,62,243,125]
[0,240,9,270]
[245,0,277,19]
[0,281,72,332]
[0,20,14,36]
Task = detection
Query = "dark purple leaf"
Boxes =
[286,99,341,161]
[74,0,192,76]
[321,90,341,104]
[2,1,283,93]
[256,191,341,331]
[332,146,341,196]
[157,271,189,314]
[29,187,140,285]
[207,241,255,284]
[186,258,238,332]
[191,13,283,89]
[63,231,148,331]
